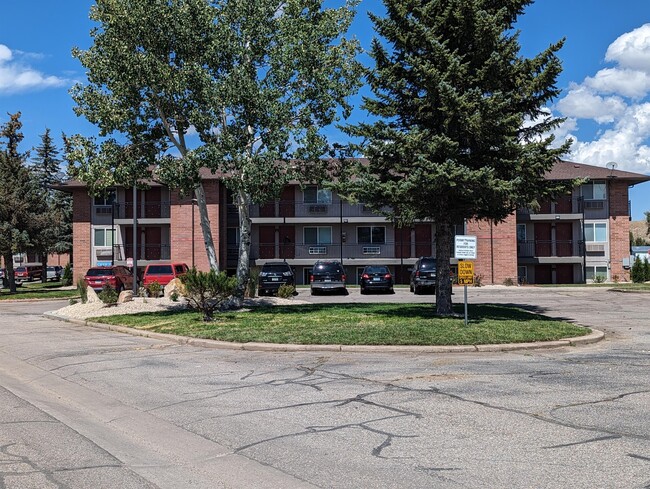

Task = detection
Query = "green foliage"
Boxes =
[503,277,515,287]
[277,284,296,298]
[147,280,162,297]
[473,274,483,287]
[62,263,73,286]
[338,1,571,315]
[98,284,118,304]
[631,255,644,283]
[170,291,179,302]
[593,275,605,284]
[77,277,88,304]
[69,298,78,305]
[180,268,237,321]
[644,258,650,283]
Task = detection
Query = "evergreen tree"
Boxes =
[339,0,572,315]
[631,255,643,283]
[0,113,45,293]
[643,257,650,283]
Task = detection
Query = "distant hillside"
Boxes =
[631,220,649,245]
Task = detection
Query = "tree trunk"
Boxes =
[3,252,17,293]
[41,256,48,284]
[231,189,252,308]
[435,218,454,316]
[194,183,219,271]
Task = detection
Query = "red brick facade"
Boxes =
[609,180,631,281]
[465,215,518,285]
[72,190,92,283]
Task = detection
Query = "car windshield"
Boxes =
[263,265,291,273]
[146,265,173,274]
[86,268,114,276]
[365,266,388,274]
[419,259,436,270]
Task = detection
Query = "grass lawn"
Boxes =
[90,303,589,346]
[0,281,79,301]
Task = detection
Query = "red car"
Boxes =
[142,263,189,291]
[84,266,135,292]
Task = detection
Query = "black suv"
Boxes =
[258,262,295,296]
[310,260,347,295]
[410,257,437,294]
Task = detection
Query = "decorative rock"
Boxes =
[164,278,186,298]
[86,286,101,303]
[118,290,134,303]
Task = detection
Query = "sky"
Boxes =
[2,0,650,219]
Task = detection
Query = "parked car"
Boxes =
[14,265,42,284]
[46,266,63,281]
[258,261,295,296]
[310,260,347,295]
[409,257,437,294]
[142,263,189,292]
[359,265,394,294]
[84,266,135,292]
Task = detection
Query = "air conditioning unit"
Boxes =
[95,206,113,215]
[362,246,381,255]
[308,246,327,255]
[584,200,605,210]
[585,243,606,253]
[308,205,328,214]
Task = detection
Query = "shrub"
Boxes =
[631,255,644,283]
[180,268,237,321]
[138,286,148,297]
[98,284,119,304]
[277,284,296,298]
[247,267,260,298]
[472,274,483,287]
[77,278,88,304]
[593,274,605,284]
[644,258,650,282]
[503,277,515,286]
[170,291,179,302]
[69,298,78,305]
[612,274,620,284]
[148,280,162,297]
[62,263,73,286]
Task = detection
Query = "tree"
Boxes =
[338,0,571,315]
[0,113,45,293]
[30,129,72,282]
[631,255,644,283]
[645,210,650,238]
[67,0,362,306]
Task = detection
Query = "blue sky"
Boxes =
[2,1,650,219]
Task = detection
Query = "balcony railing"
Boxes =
[517,240,584,258]
[112,202,171,219]
[112,244,171,261]
[227,201,392,219]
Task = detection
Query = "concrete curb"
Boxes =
[43,312,604,354]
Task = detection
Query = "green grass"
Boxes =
[536,282,650,292]
[90,303,588,346]
[0,281,79,300]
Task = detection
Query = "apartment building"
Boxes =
[60,160,649,285]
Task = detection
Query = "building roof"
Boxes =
[546,160,650,184]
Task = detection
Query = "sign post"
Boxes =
[455,236,477,326]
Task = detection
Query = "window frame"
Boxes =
[303,186,332,204]
[581,181,606,201]
[584,222,608,242]
[357,226,386,244]
[303,226,332,244]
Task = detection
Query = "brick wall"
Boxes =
[609,180,631,281]
[465,214,518,285]
[170,180,221,271]
[72,190,91,283]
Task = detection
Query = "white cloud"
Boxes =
[605,24,650,72]
[0,44,68,95]
[556,84,627,123]
[585,68,650,99]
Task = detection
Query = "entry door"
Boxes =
[394,227,411,258]
[279,186,295,218]
[259,226,275,259]
[535,265,552,284]
[145,187,161,218]
[555,223,573,257]
[556,264,573,284]
[145,227,161,260]
[535,223,552,257]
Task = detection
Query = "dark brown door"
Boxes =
[260,202,276,217]
[145,227,162,260]
[539,198,552,214]
[145,187,161,218]
[259,226,275,259]
[415,224,432,257]
[555,194,572,213]
[535,265,552,284]
[535,223,552,257]
[555,223,573,257]
[556,264,573,284]
[279,225,295,259]
[394,227,411,258]
[124,190,134,219]
[279,186,295,218]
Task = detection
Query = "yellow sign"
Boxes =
[457,261,474,285]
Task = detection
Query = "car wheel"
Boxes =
[389,288,395,294]
[360,287,366,295]
[414,285,421,295]
[409,283,414,293]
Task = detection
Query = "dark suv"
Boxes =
[310,260,347,295]
[258,261,295,296]
[410,257,437,294]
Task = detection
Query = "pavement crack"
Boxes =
[543,434,621,449]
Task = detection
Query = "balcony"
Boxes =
[230,201,392,220]
[517,240,584,259]
[112,202,171,220]
[112,244,171,261]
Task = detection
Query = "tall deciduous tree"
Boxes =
[67,0,362,305]
[338,0,571,315]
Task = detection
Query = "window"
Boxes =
[227,228,240,246]
[94,191,116,207]
[94,228,114,247]
[303,186,332,204]
[582,181,606,200]
[584,223,607,242]
[517,224,527,242]
[357,226,386,244]
[586,266,608,281]
[304,227,332,244]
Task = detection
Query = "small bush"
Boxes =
[62,263,73,286]
[473,274,483,287]
[277,284,296,298]
[69,298,78,305]
[247,267,260,298]
[148,280,162,297]
[138,286,148,298]
[77,278,88,304]
[98,284,118,304]
[612,274,620,284]
[593,274,606,284]
[180,268,237,321]
[170,291,179,302]
[503,277,515,286]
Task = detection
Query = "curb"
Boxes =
[43,312,604,354]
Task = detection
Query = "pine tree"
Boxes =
[631,255,643,283]
[339,0,572,315]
